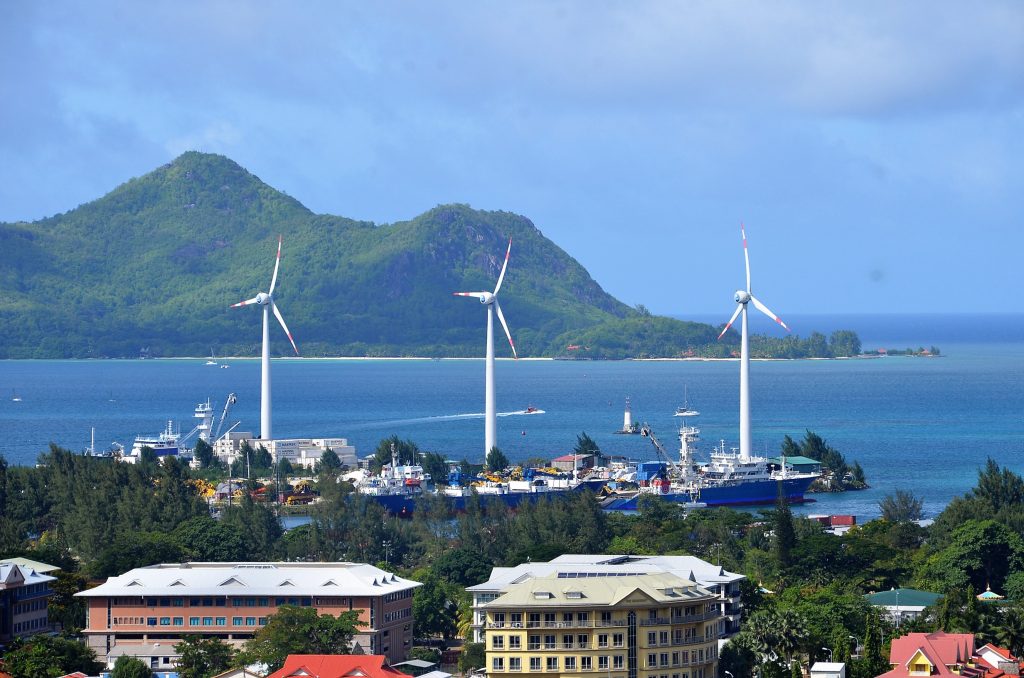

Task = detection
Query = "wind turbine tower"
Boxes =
[231,235,300,441]
[454,238,518,460]
[717,225,789,461]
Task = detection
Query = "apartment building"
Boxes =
[480,572,719,678]
[75,562,419,668]
[0,560,57,643]
[467,554,744,644]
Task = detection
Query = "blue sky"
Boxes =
[2,1,1021,317]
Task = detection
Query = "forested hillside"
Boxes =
[0,152,856,359]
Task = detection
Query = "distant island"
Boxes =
[1,152,866,361]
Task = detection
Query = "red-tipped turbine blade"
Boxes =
[271,301,300,355]
[493,238,512,295]
[453,292,488,300]
[494,300,518,359]
[741,223,751,293]
[269,235,283,295]
[717,304,744,341]
[231,296,261,308]
[750,295,790,332]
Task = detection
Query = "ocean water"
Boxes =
[0,313,1021,521]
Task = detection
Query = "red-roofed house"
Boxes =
[878,632,1024,677]
[267,655,411,678]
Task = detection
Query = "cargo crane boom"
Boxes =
[639,424,679,476]
[215,393,238,440]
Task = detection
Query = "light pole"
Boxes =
[821,647,833,663]
[383,540,392,566]
[724,672,734,678]
[892,586,901,628]
[849,635,860,657]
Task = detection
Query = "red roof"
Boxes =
[878,632,976,677]
[266,655,411,678]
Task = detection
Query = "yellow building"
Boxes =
[481,572,719,678]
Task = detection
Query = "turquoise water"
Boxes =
[1,314,1021,521]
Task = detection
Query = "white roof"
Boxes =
[0,562,57,589]
[76,562,420,598]
[810,662,846,670]
[467,554,742,592]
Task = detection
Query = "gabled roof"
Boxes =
[482,571,714,608]
[266,655,410,678]
[466,553,742,593]
[0,562,56,590]
[76,562,420,598]
[879,632,977,678]
[0,557,61,573]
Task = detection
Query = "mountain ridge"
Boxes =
[0,152,686,358]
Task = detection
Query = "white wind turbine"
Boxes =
[454,238,518,460]
[717,225,789,461]
[230,235,299,441]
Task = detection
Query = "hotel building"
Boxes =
[75,562,419,668]
[479,571,720,678]
[468,554,744,644]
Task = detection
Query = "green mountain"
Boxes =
[0,152,733,358]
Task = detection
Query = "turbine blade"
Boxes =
[741,223,751,292]
[750,295,790,331]
[453,292,488,300]
[494,300,518,359]
[717,304,743,341]
[269,235,283,295]
[230,296,261,308]
[271,300,300,355]
[493,238,512,295]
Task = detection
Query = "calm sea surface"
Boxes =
[1,313,1021,521]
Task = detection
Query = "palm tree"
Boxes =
[995,604,1024,658]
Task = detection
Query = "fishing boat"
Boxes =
[122,420,182,464]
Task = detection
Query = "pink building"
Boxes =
[76,562,420,668]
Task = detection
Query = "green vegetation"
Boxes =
[0,151,860,359]
[236,605,362,672]
[782,430,868,491]
[8,442,1022,677]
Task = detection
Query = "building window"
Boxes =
[509,636,521,650]
[233,617,243,626]
[529,635,541,651]
[202,617,213,626]
[493,612,506,627]
[510,658,521,671]
[613,633,624,647]
[659,631,669,645]
[528,613,540,628]
[614,656,624,669]
[598,634,609,648]
[581,656,592,671]
[562,634,574,649]
[189,617,200,626]
[544,635,556,649]
[492,635,504,650]
[577,612,589,624]
[173,618,183,626]
[246,617,256,626]
[563,612,574,624]
[259,617,268,626]
[648,654,657,668]
[159,617,171,626]
[530,658,541,671]
[660,653,669,667]
[511,612,522,627]
[648,632,657,645]
[492,658,504,671]
[601,611,612,624]
[147,617,157,626]
[599,656,609,670]
[565,657,577,671]
[216,617,226,626]
[546,657,558,671]
[578,634,589,649]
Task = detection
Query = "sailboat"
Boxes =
[205,349,218,366]
[11,389,22,402]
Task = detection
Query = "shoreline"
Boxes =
[1,354,940,363]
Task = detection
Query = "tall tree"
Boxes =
[774,488,796,571]
[878,490,924,523]
[485,446,509,473]
[175,635,235,678]
[111,655,152,678]
[238,605,362,672]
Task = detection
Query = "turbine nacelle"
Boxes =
[255,292,271,305]
[734,290,751,304]
[478,292,495,305]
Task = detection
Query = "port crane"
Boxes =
[639,424,680,476]
[214,393,238,440]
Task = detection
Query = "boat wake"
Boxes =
[350,409,544,431]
